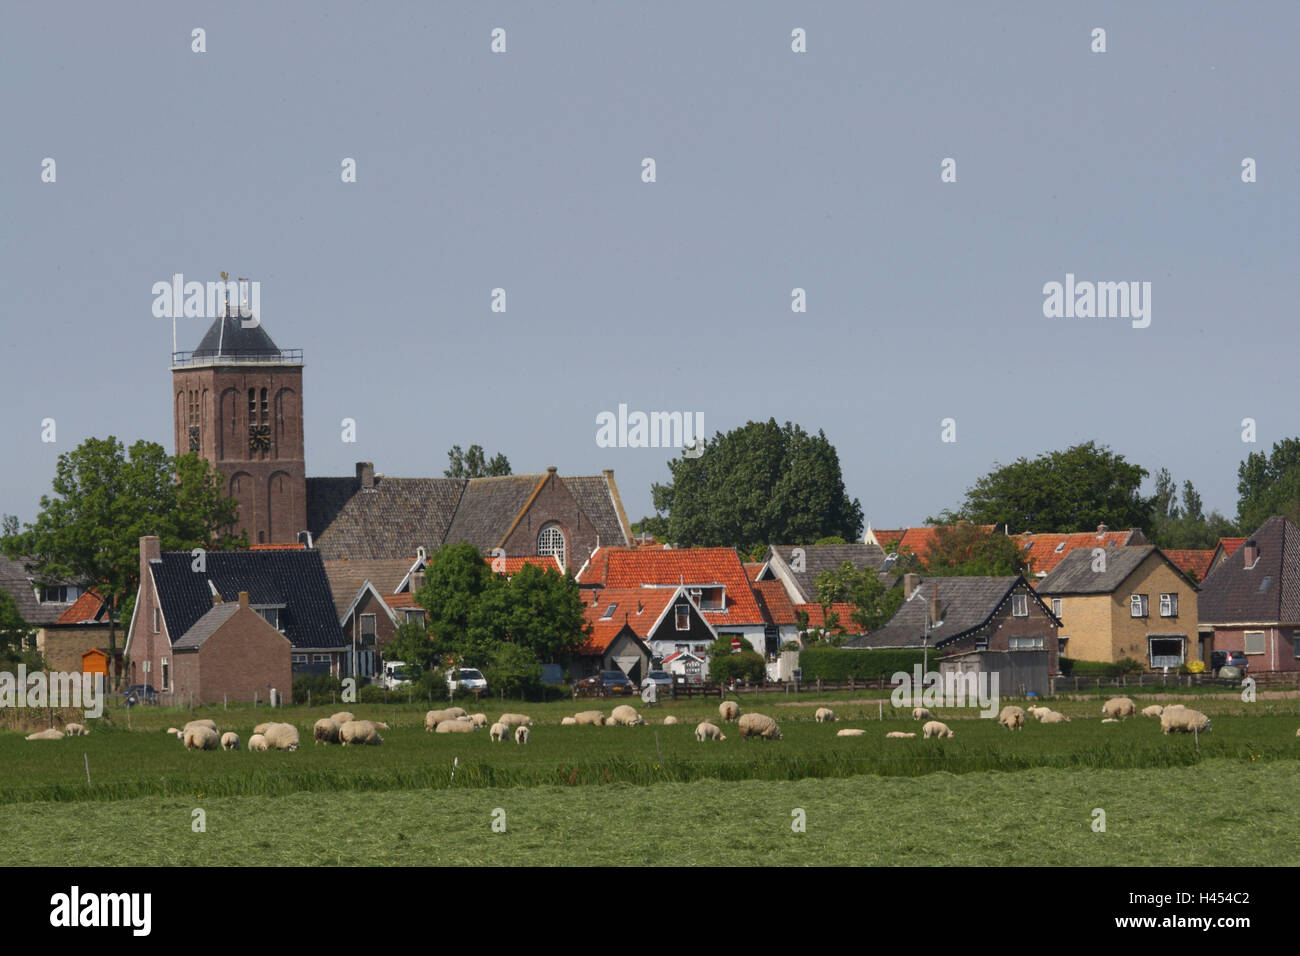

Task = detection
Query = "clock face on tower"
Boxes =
[248,423,271,453]
[188,425,200,452]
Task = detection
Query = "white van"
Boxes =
[380,660,412,689]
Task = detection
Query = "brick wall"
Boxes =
[170,600,292,705]
[943,589,1060,673]
[500,471,600,572]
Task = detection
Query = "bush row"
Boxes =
[797,647,930,681]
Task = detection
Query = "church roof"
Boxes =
[192,314,284,358]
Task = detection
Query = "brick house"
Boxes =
[577,585,714,680]
[324,556,430,678]
[1197,516,1300,672]
[1037,546,1200,668]
[170,591,292,706]
[756,543,889,605]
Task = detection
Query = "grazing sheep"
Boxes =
[425,709,459,731]
[561,716,577,725]
[885,731,917,739]
[1161,708,1211,734]
[662,715,678,725]
[64,723,89,736]
[718,700,740,722]
[695,721,726,741]
[1141,704,1164,718]
[184,726,221,750]
[313,717,341,745]
[1163,703,1187,713]
[608,705,644,727]
[221,731,241,750]
[1101,718,1119,724]
[165,727,183,738]
[1101,696,1137,719]
[814,707,836,723]
[489,722,509,742]
[574,710,606,726]
[515,726,530,744]
[253,722,273,736]
[338,720,382,746]
[998,706,1026,731]
[1027,706,1051,720]
[497,713,534,729]
[372,721,390,731]
[329,711,355,725]
[436,719,477,734]
[1039,710,1071,724]
[922,721,954,739]
[184,719,219,733]
[443,707,468,720]
[469,713,489,728]
[247,734,269,751]
[737,713,782,740]
[25,728,64,740]
[837,729,867,737]
[263,722,301,751]
[912,707,932,721]
[1295,727,1300,737]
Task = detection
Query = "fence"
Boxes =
[1050,671,1300,694]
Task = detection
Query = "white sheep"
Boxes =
[165,727,184,738]
[515,725,530,744]
[922,720,954,739]
[837,729,867,737]
[718,700,740,722]
[497,713,534,729]
[814,707,836,723]
[885,731,917,738]
[998,706,1026,731]
[469,713,489,728]
[64,723,89,736]
[662,715,678,725]
[253,722,273,736]
[1141,704,1164,718]
[184,718,219,733]
[608,705,644,727]
[1039,710,1071,724]
[695,721,726,741]
[248,733,270,751]
[443,707,468,720]
[737,713,782,740]
[185,726,221,750]
[560,716,577,725]
[489,722,509,741]
[221,731,241,750]
[338,719,382,746]
[574,710,606,726]
[1101,696,1137,719]
[1100,718,1119,724]
[425,709,454,731]
[262,722,300,751]
[314,717,341,745]
[1160,708,1211,734]
[436,719,477,734]
[25,728,64,740]
[329,711,355,725]
[1026,706,1051,720]
[912,707,932,721]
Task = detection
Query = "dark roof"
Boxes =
[0,555,81,626]
[561,476,631,548]
[843,576,1055,649]
[192,314,283,357]
[445,475,546,551]
[1036,546,1162,594]
[767,544,888,603]
[323,558,419,619]
[149,549,346,650]
[171,603,240,651]
[1198,516,1300,624]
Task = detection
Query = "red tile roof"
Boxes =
[888,526,998,566]
[1163,549,1214,581]
[744,562,764,582]
[753,580,798,625]
[385,592,420,608]
[1218,537,1246,558]
[589,548,765,624]
[55,590,108,625]
[249,543,307,550]
[871,529,905,550]
[579,587,678,654]
[794,602,860,633]
[483,555,563,575]
[1015,530,1138,575]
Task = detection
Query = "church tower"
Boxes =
[171,307,307,545]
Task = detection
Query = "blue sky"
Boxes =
[2,1,1296,533]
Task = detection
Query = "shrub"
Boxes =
[709,649,765,684]
[416,669,450,703]
[292,673,343,705]
[798,647,928,681]
[1186,659,1206,674]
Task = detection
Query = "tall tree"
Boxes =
[924,521,1027,576]
[413,542,499,662]
[0,438,243,684]
[0,591,37,670]
[647,419,863,554]
[814,561,904,633]
[467,562,588,665]
[936,441,1153,534]
[1147,472,1236,550]
[444,444,512,478]
[1236,438,1300,532]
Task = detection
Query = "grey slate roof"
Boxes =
[1037,546,1160,595]
[149,549,346,650]
[562,476,631,548]
[192,314,284,358]
[172,602,240,651]
[445,475,546,551]
[766,544,888,603]
[323,558,419,619]
[843,576,1053,649]
[0,555,79,626]
[1198,515,1300,624]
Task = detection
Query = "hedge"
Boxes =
[798,647,930,681]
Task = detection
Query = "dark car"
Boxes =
[121,685,160,706]
[577,670,635,695]
[1210,650,1248,676]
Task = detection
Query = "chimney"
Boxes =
[140,535,161,588]
[603,468,614,480]
[238,590,250,609]
[1097,522,1109,536]
[1243,539,1257,567]
[929,581,941,627]
[547,465,558,474]
[903,573,920,600]
[356,461,375,490]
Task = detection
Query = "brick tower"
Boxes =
[171,306,306,545]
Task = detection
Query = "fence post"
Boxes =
[849,676,855,693]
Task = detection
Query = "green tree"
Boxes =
[1147,473,1236,550]
[936,441,1153,534]
[482,641,544,698]
[1236,438,1300,533]
[924,521,1027,576]
[1,437,244,685]
[647,419,863,554]
[0,591,38,670]
[467,563,588,665]
[413,542,499,662]
[444,444,512,478]
[382,621,440,674]
[813,561,905,633]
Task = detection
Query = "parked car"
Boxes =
[578,670,636,695]
[121,685,159,706]
[1210,650,1248,677]
[446,667,488,695]
[641,670,673,692]
[379,661,412,690]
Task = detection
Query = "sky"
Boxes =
[2,1,1297,535]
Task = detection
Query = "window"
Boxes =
[39,585,78,603]
[1159,593,1178,617]
[1148,637,1185,669]
[360,613,377,644]
[1054,542,1066,553]
[153,606,160,633]
[313,654,330,663]
[1130,594,1149,618]
[1008,636,1044,650]
[161,658,169,690]
[292,654,307,664]
[974,636,989,651]
[600,603,618,621]
[538,524,566,568]
[696,587,725,611]
[1050,598,1062,617]
[257,607,280,630]
[1244,631,1266,655]
[675,604,690,630]
[404,609,426,626]
[1011,594,1028,617]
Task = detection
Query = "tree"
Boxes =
[467,563,588,665]
[0,591,38,670]
[482,641,544,699]
[413,542,498,662]
[1,437,244,685]
[382,621,440,674]
[1236,438,1300,532]
[813,561,905,633]
[936,441,1153,534]
[1147,472,1236,550]
[924,521,1027,576]
[444,444,512,478]
[647,419,863,554]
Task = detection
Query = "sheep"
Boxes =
[489,722,509,742]
[436,719,477,734]
[1039,710,1071,724]
[912,707,932,721]
[165,727,183,738]
[1100,718,1119,724]
[262,722,301,751]
[64,723,89,736]
[330,711,355,725]
[313,717,341,745]
[184,726,221,750]
[574,710,606,726]
[695,721,726,741]
[1101,696,1137,719]
[1161,708,1211,735]
[737,713,782,740]
[469,713,489,728]
[662,715,678,725]
[560,716,577,725]
[814,707,836,723]
[372,721,390,731]
[1163,703,1188,713]
[221,731,241,750]
[837,729,867,737]
[608,705,644,727]
[885,731,917,739]
[425,709,459,731]
[998,706,1026,731]
[442,707,469,721]
[515,726,530,744]
[25,728,64,740]
[497,713,534,729]
[247,734,270,751]
[718,700,740,722]
[1026,705,1051,720]
[338,719,382,746]
[253,722,273,736]
[922,721,954,739]
[1141,704,1165,718]
[184,719,219,733]
[1295,727,1300,737]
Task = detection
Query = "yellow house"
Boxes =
[1036,546,1199,667]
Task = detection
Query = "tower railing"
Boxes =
[171,349,303,367]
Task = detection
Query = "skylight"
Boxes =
[600,602,618,620]
[1257,576,1272,594]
